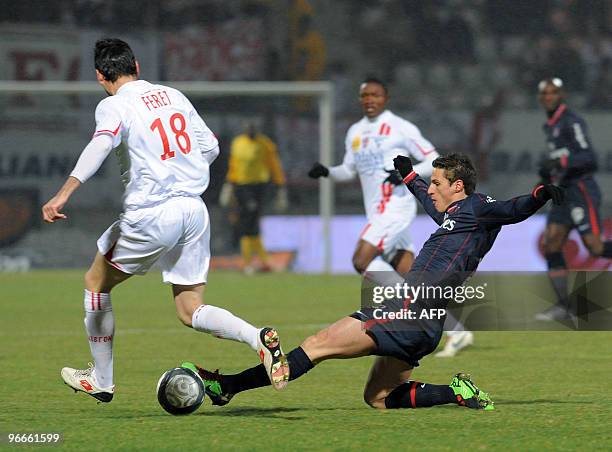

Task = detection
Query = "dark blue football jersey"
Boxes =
[406,175,546,275]
[543,103,597,185]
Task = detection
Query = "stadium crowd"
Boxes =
[2,0,612,109]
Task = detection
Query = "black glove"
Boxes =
[393,155,414,179]
[308,162,329,179]
[534,184,565,205]
[537,157,562,183]
[383,169,403,186]
[537,166,552,184]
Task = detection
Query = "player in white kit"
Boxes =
[42,39,289,403]
[308,78,472,357]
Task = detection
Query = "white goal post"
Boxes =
[0,81,336,273]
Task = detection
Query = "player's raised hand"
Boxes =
[308,162,329,179]
[42,196,68,223]
[533,184,565,206]
[537,157,562,184]
[393,155,413,179]
[383,169,403,186]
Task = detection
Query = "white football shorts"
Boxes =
[360,208,416,263]
[97,196,210,285]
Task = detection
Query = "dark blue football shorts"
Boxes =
[548,178,602,236]
[350,301,443,367]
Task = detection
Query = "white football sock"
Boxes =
[83,290,114,388]
[364,259,405,286]
[191,305,259,351]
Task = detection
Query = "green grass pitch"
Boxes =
[1,270,611,450]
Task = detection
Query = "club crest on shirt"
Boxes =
[571,207,585,224]
[351,136,361,152]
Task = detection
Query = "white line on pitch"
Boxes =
[0,323,331,337]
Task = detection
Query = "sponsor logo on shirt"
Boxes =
[441,218,456,231]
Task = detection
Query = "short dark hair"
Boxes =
[432,153,477,195]
[94,38,137,83]
[361,77,388,95]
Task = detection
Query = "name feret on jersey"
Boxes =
[331,110,436,219]
[93,80,219,210]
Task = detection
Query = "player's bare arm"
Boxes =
[42,176,81,223]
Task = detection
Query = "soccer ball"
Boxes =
[156,367,205,415]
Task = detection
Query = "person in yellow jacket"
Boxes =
[220,122,288,273]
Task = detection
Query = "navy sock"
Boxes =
[222,363,268,395]
[602,241,612,258]
[223,347,314,394]
[385,381,457,409]
[545,251,569,306]
[286,346,314,381]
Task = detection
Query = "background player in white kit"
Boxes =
[41,38,289,403]
[308,78,472,357]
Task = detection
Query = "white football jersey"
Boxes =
[332,110,436,219]
[93,80,218,211]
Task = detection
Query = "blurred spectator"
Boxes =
[409,2,444,61]
[548,37,586,90]
[289,15,326,81]
[327,60,354,115]
[545,6,576,38]
[439,9,476,63]
[265,48,286,81]
[289,13,326,111]
[485,0,551,36]
[468,89,505,182]
[586,58,612,109]
[288,0,314,38]
[518,35,555,90]
[355,0,415,80]
[569,0,607,33]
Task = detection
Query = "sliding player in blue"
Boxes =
[185,154,563,410]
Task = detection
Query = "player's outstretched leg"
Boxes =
[187,316,377,405]
[383,372,494,410]
[61,363,114,403]
[186,344,313,405]
[181,362,234,406]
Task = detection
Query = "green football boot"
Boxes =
[449,372,495,411]
[181,361,234,407]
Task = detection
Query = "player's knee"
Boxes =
[362,389,386,409]
[584,240,603,257]
[352,255,369,274]
[543,239,563,254]
[302,330,327,351]
[175,304,196,327]
[176,310,193,327]
[84,269,105,293]
[300,329,334,360]
[84,270,95,289]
